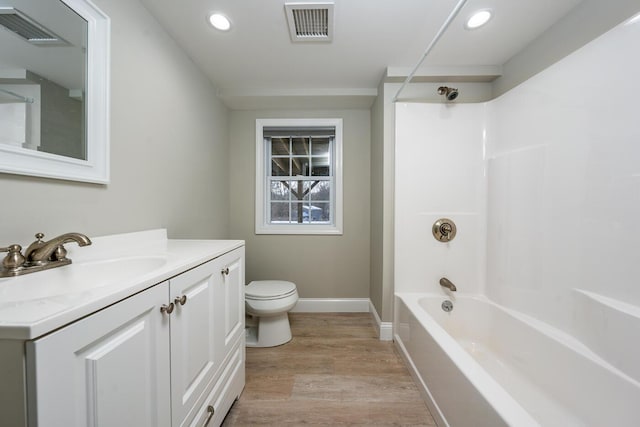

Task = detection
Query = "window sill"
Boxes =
[255,224,343,235]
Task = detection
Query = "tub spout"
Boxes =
[440,277,457,292]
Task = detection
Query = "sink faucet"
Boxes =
[1,232,91,277]
[26,232,92,263]
[439,277,457,292]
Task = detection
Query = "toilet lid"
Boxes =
[245,280,297,300]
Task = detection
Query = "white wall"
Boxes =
[493,0,640,97]
[373,81,493,321]
[0,0,229,243]
[370,81,385,316]
[229,109,371,299]
[395,103,486,295]
[394,12,640,372]
[486,12,640,332]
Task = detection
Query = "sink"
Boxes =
[0,256,167,304]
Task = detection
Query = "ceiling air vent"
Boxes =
[0,7,69,46]
[285,2,334,42]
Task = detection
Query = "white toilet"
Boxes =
[245,280,299,347]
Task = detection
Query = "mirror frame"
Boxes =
[0,0,110,184]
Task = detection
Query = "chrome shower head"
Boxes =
[438,86,459,101]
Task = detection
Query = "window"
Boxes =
[256,118,343,235]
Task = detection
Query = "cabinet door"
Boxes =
[218,247,245,354]
[169,260,221,427]
[188,337,245,427]
[26,283,171,427]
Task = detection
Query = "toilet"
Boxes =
[245,280,298,347]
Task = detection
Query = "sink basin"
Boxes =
[0,256,167,304]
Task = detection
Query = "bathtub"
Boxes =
[394,293,640,427]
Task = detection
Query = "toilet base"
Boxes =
[245,313,292,347]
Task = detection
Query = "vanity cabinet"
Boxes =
[27,282,172,426]
[169,247,245,426]
[25,246,245,427]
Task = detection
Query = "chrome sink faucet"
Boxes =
[25,232,92,263]
[0,232,92,277]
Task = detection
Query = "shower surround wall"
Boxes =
[486,13,640,338]
[396,12,640,380]
[394,103,486,296]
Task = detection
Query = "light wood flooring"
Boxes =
[222,313,435,426]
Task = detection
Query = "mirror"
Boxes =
[0,0,109,183]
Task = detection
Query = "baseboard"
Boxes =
[369,300,393,341]
[291,298,370,313]
[290,299,393,341]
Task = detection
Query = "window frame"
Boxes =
[255,118,343,235]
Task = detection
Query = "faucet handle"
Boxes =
[25,233,46,261]
[32,233,45,246]
[432,218,457,242]
[1,244,26,269]
[440,223,452,239]
[52,245,68,261]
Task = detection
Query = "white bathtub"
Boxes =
[394,293,640,427]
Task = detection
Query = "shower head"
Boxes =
[438,86,459,101]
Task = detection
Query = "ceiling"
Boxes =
[140,0,583,108]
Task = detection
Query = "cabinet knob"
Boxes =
[202,405,215,426]
[174,295,187,306]
[160,303,174,315]
[221,267,229,276]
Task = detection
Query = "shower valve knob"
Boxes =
[432,218,457,242]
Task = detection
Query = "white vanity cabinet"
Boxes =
[187,248,245,427]
[169,246,245,426]
[26,282,172,426]
[24,245,245,427]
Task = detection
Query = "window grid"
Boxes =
[266,135,334,225]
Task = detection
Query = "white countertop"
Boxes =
[0,229,244,340]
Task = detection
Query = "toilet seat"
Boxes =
[245,280,297,301]
[245,280,299,347]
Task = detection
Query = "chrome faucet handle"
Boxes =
[25,233,46,260]
[29,232,45,246]
[53,245,68,261]
[433,218,457,242]
[0,244,26,269]
[440,223,452,239]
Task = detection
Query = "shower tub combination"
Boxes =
[394,293,640,427]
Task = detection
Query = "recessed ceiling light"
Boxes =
[465,10,492,30]
[208,13,231,31]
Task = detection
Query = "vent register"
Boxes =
[0,7,69,45]
[285,2,334,42]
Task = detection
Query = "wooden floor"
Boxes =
[222,313,435,426]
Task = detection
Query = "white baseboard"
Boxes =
[369,300,393,341]
[291,298,370,313]
[290,298,393,341]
